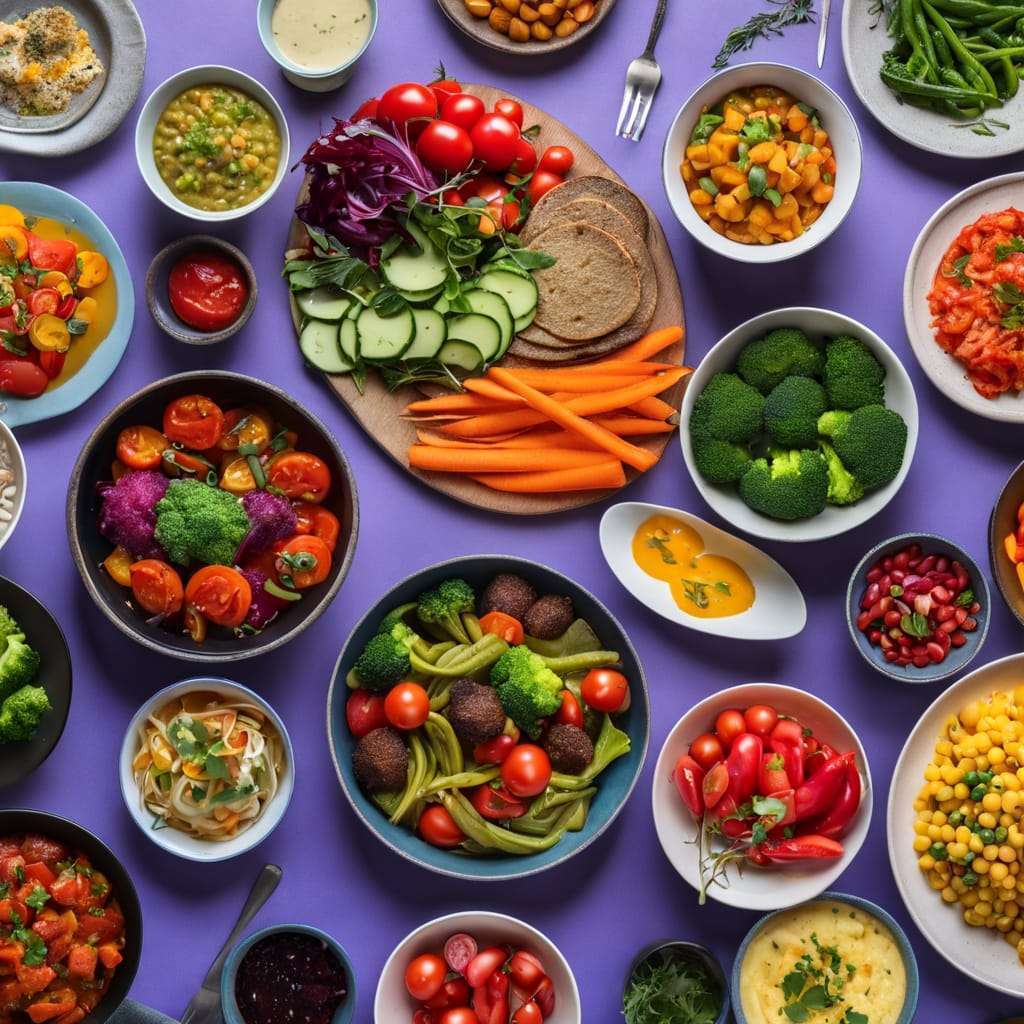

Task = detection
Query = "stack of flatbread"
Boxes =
[513,175,659,363]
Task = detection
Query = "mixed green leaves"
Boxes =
[779,932,866,1023]
[994,281,1024,329]
[623,948,723,1024]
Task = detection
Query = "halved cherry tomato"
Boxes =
[441,189,465,207]
[673,754,705,815]
[27,288,60,316]
[103,546,133,587]
[439,1010,477,1024]
[116,425,168,470]
[509,137,537,175]
[493,98,524,127]
[129,560,185,616]
[689,732,724,771]
[217,407,273,454]
[37,349,65,379]
[28,314,69,352]
[473,731,518,765]
[0,359,47,397]
[55,294,76,320]
[702,761,729,809]
[580,668,629,712]
[533,976,555,1017]
[512,1003,543,1024]
[459,173,509,204]
[164,448,216,479]
[184,566,253,628]
[75,251,109,288]
[714,709,746,749]
[471,783,527,820]
[384,681,430,730]
[478,610,524,644]
[441,92,485,131]
[0,226,27,262]
[405,954,447,1001]
[183,604,207,643]
[276,535,332,589]
[555,689,583,728]
[501,744,551,798]
[163,395,225,449]
[346,690,388,738]
[219,457,257,495]
[501,200,521,231]
[528,170,563,204]
[26,233,76,274]
[418,805,464,848]
[538,145,574,177]
[425,978,470,1011]
[293,503,341,552]
[266,451,331,502]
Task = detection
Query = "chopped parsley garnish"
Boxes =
[8,912,47,966]
[645,535,677,565]
[942,253,972,287]
[25,885,50,911]
[996,236,1024,261]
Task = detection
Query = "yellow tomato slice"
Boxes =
[103,546,134,587]
[73,295,98,326]
[28,313,70,352]
[76,251,109,288]
[39,270,73,298]
[0,205,25,228]
[219,456,256,494]
[0,226,27,262]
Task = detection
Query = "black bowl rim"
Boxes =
[988,458,1024,630]
[65,369,360,662]
[0,807,142,1024]
[621,940,731,1024]
[324,553,651,882]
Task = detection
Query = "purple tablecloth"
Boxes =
[2,0,1021,1019]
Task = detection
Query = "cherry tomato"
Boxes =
[439,1010,477,1024]
[471,783,527,821]
[26,233,76,274]
[441,189,464,207]
[555,689,583,728]
[418,805,464,848]
[351,96,379,121]
[744,704,779,737]
[538,145,575,176]
[378,82,437,126]
[417,120,474,174]
[217,407,273,454]
[478,610,524,644]
[493,97,524,127]
[528,170,563,204]
[37,349,65,379]
[473,732,518,765]
[55,294,76,320]
[501,744,551,798]
[501,200,521,231]
[405,954,447,1001]
[430,76,462,103]
[384,681,430,730]
[0,360,47,397]
[425,977,470,1011]
[688,732,724,771]
[163,395,225,450]
[459,174,508,204]
[11,274,35,302]
[673,754,704,815]
[346,690,388,738]
[512,1002,543,1024]
[294,503,341,552]
[266,451,332,503]
[509,137,537,175]
[580,668,629,712]
[413,1011,436,1024]
[116,425,168,470]
[715,709,746,749]
[129,560,184,617]
[465,948,508,989]
[27,287,59,316]
[471,113,520,171]
[184,565,253,628]
[276,535,332,589]
[441,92,485,131]
[508,950,545,993]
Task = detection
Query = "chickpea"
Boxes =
[230,134,246,150]
[464,0,492,16]
[498,0,520,10]
[531,19,552,38]
[508,15,530,40]
[537,2,560,24]
[199,93,213,113]
[489,6,512,31]
[573,0,595,20]
[243,154,260,170]
[519,3,540,20]
[554,14,579,35]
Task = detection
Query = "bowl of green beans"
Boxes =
[325,554,650,880]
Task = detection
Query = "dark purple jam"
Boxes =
[235,932,347,1024]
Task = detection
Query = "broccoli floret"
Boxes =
[417,578,475,644]
[692,436,751,484]
[0,685,50,743]
[763,376,828,448]
[822,335,886,410]
[819,441,864,506]
[379,602,418,635]
[154,479,251,567]
[690,372,765,443]
[0,606,21,650]
[490,645,563,738]
[739,449,829,521]
[736,328,824,395]
[353,621,419,692]
[818,406,908,491]
[0,635,40,703]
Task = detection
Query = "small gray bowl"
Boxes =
[623,941,729,1024]
[989,457,1024,629]
[846,532,989,684]
[146,235,257,345]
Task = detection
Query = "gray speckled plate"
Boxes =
[0,0,144,155]
[842,0,1024,158]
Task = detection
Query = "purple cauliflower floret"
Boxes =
[240,569,290,630]
[98,471,170,559]
[235,490,298,563]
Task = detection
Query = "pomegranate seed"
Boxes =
[896,654,912,666]
[962,617,978,632]
[951,632,968,647]
[954,607,968,625]
[879,574,893,591]
[898,633,912,647]
[866,567,882,584]
[883,556,894,572]
[970,602,981,615]
[931,586,952,604]
[927,642,945,663]
[884,650,899,662]
[935,630,951,649]
[884,610,902,628]
[868,628,883,644]
[862,583,881,609]
[935,605,955,623]
[913,655,930,668]
[917,555,936,574]
[939,619,958,634]
[894,551,910,570]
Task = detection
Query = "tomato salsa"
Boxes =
[928,207,1024,400]
[167,250,248,333]
[0,833,126,1024]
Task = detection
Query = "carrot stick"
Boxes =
[503,361,673,378]
[486,368,658,472]
[590,416,676,436]
[472,461,626,493]
[415,430,495,449]
[606,326,684,363]
[405,393,512,415]
[630,396,678,422]
[462,378,525,403]
[408,445,614,473]
[492,419,674,448]
[496,372,660,394]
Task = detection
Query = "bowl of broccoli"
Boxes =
[681,307,919,543]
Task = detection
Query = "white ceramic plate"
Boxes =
[679,307,919,543]
[0,420,26,556]
[843,0,1024,159]
[374,911,581,1023]
[661,62,861,264]
[888,652,1024,997]
[599,501,806,640]
[904,172,1024,423]
[653,683,872,911]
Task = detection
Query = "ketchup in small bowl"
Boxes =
[168,249,249,332]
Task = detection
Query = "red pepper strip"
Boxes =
[673,754,705,816]
[794,754,849,822]
[758,834,844,860]
[805,757,862,839]
[769,720,804,789]
[473,969,509,1024]
[725,733,762,807]
[805,742,838,775]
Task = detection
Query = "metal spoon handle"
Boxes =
[644,0,668,56]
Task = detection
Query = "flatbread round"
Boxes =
[525,175,650,242]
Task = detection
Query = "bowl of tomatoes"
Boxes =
[66,370,358,661]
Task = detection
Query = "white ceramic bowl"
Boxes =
[0,420,27,556]
[652,683,872,911]
[134,66,290,222]
[888,652,1024,997]
[119,677,294,862]
[662,62,861,264]
[679,306,919,543]
[375,911,581,1023]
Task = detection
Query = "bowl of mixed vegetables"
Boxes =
[327,555,649,881]
[67,371,358,661]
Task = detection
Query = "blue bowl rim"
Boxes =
[729,890,920,1024]
[845,531,990,684]
[256,0,378,79]
[324,553,651,882]
[622,940,731,1024]
[220,922,357,1024]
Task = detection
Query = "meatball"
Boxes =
[524,594,575,640]
[353,727,408,793]
[544,724,594,774]
[481,573,538,622]
[446,679,506,745]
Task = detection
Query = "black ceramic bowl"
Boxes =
[0,808,142,1024]
[0,576,72,789]
[622,941,730,1024]
[66,371,359,662]
[990,458,1024,629]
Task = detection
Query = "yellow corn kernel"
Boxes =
[984,792,1004,813]
[980,812,998,829]
[936,786,955,803]
[925,764,941,782]
[955,783,970,800]
[919,854,936,871]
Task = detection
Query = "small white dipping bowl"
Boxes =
[119,677,294,862]
[679,306,919,544]
[662,62,862,264]
[0,420,27,556]
[652,683,872,911]
[375,911,581,1023]
[135,66,290,223]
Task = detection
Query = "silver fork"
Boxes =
[616,0,669,142]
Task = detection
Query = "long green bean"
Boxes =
[540,650,621,675]
[389,733,428,826]
[418,765,500,797]
[922,0,1001,93]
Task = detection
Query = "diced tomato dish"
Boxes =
[0,834,126,1024]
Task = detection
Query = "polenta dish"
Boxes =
[0,6,104,117]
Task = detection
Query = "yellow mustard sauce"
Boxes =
[631,513,755,618]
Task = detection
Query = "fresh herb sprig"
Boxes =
[623,948,723,1024]
[713,0,816,69]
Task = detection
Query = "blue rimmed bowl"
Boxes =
[326,554,649,881]
[846,532,989,684]
[730,892,919,1024]
[221,923,356,1024]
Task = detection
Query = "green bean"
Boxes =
[345,667,361,690]
[915,7,944,77]
[418,765,501,797]
[463,613,483,644]
[428,678,455,711]
[973,43,1024,56]
[390,734,428,826]
[932,26,956,63]
[409,635,506,678]
[881,65,993,101]
[421,640,456,664]
[425,712,463,776]
[540,650,620,675]
[923,0,1002,93]
[441,790,583,854]
[435,643,469,668]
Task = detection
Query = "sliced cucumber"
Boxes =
[381,221,448,292]
[339,318,359,364]
[404,308,447,360]
[445,312,501,363]
[300,320,352,374]
[463,289,513,358]
[437,340,483,372]
[514,310,537,333]
[346,301,363,321]
[398,283,443,306]
[476,269,538,320]
[432,294,451,315]
[356,305,415,362]
[295,286,351,322]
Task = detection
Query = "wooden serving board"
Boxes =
[285,83,686,516]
